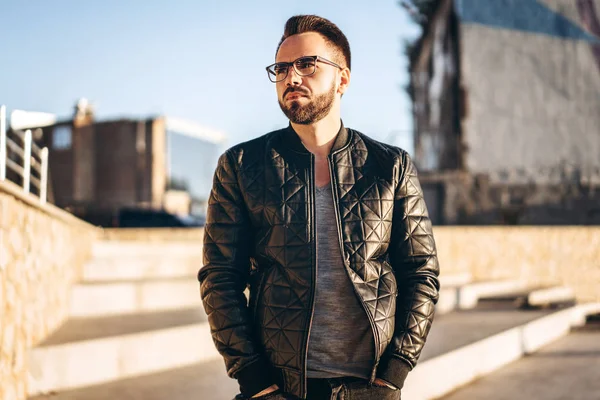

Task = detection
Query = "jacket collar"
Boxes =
[282,120,350,155]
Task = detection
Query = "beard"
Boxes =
[278,81,336,125]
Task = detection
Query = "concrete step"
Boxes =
[440,330,600,399]
[69,277,201,317]
[527,286,575,307]
[92,241,203,258]
[402,302,600,400]
[436,274,473,315]
[29,302,599,399]
[27,308,218,397]
[28,360,238,400]
[420,302,555,362]
[437,279,528,315]
[479,285,576,309]
[82,256,201,282]
[33,324,600,400]
[456,279,529,310]
[573,312,600,332]
[436,287,459,315]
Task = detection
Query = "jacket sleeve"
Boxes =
[198,150,275,397]
[377,151,440,390]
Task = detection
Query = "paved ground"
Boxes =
[440,329,600,400]
[28,304,559,399]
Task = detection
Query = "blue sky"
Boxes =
[2,1,420,151]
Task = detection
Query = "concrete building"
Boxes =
[409,0,600,224]
[10,100,225,226]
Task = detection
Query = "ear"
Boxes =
[337,67,351,96]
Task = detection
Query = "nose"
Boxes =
[284,66,302,87]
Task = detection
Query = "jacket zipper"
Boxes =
[302,153,317,398]
[253,269,269,325]
[328,155,381,384]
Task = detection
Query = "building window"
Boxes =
[53,125,72,150]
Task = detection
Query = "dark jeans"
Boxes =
[246,377,401,400]
[307,378,401,400]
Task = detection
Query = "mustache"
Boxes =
[283,87,309,97]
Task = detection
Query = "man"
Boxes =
[199,15,440,400]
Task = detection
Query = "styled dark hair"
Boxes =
[276,15,351,70]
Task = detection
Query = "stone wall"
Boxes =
[0,180,98,400]
[434,226,600,303]
[103,226,598,302]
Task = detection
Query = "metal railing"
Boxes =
[0,105,49,204]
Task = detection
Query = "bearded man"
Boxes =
[199,14,440,400]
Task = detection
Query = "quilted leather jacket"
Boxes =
[199,123,440,399]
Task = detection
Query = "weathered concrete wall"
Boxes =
[0,180,98,400]
[434,226,600,303]
[421,170,600,225]
[459,0,600,180]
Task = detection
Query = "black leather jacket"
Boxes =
[199,124,440,399]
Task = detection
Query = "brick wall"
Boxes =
[0,180,98,400]
[434,226,600,303]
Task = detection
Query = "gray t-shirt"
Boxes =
[306,184,375,379]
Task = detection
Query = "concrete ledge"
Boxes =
[436,274,473,315]
[477,285,576,309]
[527,286,575,307]
[570,302,600,327]
[437,279,527,315]
[458,280,529,309]
[402,303,600,399]
[82,257,201,281]
[92,241,203,258]
[40,308,205,346]
[436,287,459,315]
[102,228,204,242]
[70,279,201,317]
[27,322,219,396]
